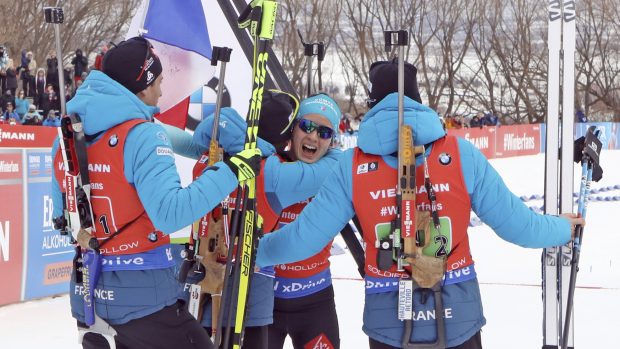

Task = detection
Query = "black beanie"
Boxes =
[102,37,163,94]
[367,58,421,108]
[258,90,299,146]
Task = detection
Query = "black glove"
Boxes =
[573,136,603,182]
[224,148,262,182]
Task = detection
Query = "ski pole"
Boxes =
[561,126,602,349]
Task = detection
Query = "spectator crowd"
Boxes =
[0,44,104,127]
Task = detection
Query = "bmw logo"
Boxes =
[108,135,118,147]
[148,232,158,242]
[439,152,451,165]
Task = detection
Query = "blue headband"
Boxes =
[297,94,341,131]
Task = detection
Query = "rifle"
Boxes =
[178,46,232,344]
[297,29,325,97]
[378,30,446,349]
[54,114,117,349]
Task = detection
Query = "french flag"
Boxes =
[127,0,216,129]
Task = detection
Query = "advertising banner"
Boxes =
[495,124,541,158]
[0,125,57,148]
[448,127,497,159]
[0,150,24,305]
[23,150,73,300]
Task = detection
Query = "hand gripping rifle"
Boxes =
[53,114,117,348]
[561,126,603,349]
[216,2,277,348]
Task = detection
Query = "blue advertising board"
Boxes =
[23,150,73,300]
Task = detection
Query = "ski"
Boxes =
[217,2,278,348]
[543,1,577,348]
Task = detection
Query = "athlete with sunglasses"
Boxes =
[267,93,342,349]
[181,91,343,349]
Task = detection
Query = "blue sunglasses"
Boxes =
[297,118,334,140]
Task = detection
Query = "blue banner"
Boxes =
[23,150,73,300]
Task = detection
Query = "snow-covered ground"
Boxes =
[1,151,618,348]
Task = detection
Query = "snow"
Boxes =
[1,151,618,348]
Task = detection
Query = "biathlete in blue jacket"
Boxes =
[51,37,261,349]
[255,60,585,349]
[178,91,343,349]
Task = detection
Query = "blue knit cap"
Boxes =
[296,93,341,131]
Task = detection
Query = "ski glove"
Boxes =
[224,148,262,182]
[193,107,276,157]
[573,136,603,181]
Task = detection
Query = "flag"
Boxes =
[157,96,190,129]
[127,0,216,128]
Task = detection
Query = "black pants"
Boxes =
[206,325,268,349]
[369,331,482,349]
[268,285,340,349]
[81,301,214,349]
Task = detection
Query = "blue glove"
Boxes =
[193,107,275,156]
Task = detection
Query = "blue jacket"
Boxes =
[42,117,61,127]
[14,97,29,116]
[175,107,343,326]
[51,70,239,325]
[256,93,571,347]
[192,107,343,213]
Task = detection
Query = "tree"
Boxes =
[576,0,620,121]
[0,0,139,77]
[274,0,342,97]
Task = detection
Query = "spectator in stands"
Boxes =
[339,114,350,134]
[452,115,464,129]
[22,104,42,125]
[93,43,108,70]
[46,50,59,91]
[5,59,18,97]
[40,84,59,117]
[71,49,88,85]
[0,45,9,94]
[20,51,37,97]
[64,83,73,103]
[2,102,21,124]
[444,115,454,129]
[14,90,29,119]
[42,109,61,127]
[482,112,499,126]
[1,89,15,111]
[576,110,587,123]
[469,114,483,128]
[35,68,46,107]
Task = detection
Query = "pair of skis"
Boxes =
[179,1,278,348]
[218,3,277,348]
[543,1,604,348]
